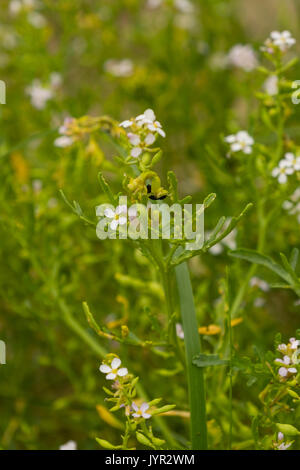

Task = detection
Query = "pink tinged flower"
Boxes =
[284,153,300,171]
[99,357,128,380]
[104,205,127,230]
[278,432,284,441]
[132,402,151,419]
[278,442,292,450]
[289,337,300,349]
[278,367,288,377]
[278,343,287,353]
[275,355,291,365]
[131,147,142,158]
[127,133,140,146]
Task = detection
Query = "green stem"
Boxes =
[175,262,207,450]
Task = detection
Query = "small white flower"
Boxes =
[136,109,166,137]
[104,59,133,78]
[270,31,296,51]
[28,12,47,29]
[54,135,74,148]
[145,133,156,146]
[278,432,284,441]
[250,277,270,292]
[131,147,142,158]
[275,355,291,365]
[278,366,297,378]
[26,79,53,109]
[131,402,151,419]
[127,133,140,146]
[272,160,294,184]
[284,153,300,171]
[119,119,134,128]
[263,75,278,96]
[59,440,77,450]
[176,323,184,339]
[278,343,288,353]
[104,205,127,230]
[278,442,292,450]
[225,131,254,154]
[174,0,194,14]
[99,357,128,381]
[289,337,300,349]
[227,44,258,72]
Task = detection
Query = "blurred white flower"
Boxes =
[104,59,133,77]
[176,323,184,339]
[263,75,278,96]
[227,44,258,72]
[250,277,269,292]
[147,0,163,8]
[275,433,292,450]
[104,205,128,230]
[26,79,53,109]
[27,11,46,28]
[99,357,128,380]
[284,152,300,171]
[59,440,77,450]
[208,227,237,255]
[174,0,194,14]
[272,160,294,184]
[132,402,151,419]
[136,109,166,137]
[282,187,300,223]
[225,131,254,154]
[54,135,74,148]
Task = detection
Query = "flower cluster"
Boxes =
[275,337,299,380]
[120,109,165,158]
[282,188,300,223]
[272,153,300,184]
[99,356,151,420]
[261,31,296,54]
[273,432,292,451]
[224,131,254,155]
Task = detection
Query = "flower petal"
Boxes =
[99,364,111,373]
[117,367,128,377]
[111,357,121,369]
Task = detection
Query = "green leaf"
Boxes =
[175,262,207,450]
[193,353,229,368]
[290,248,299,271]
[96,438,121,449]
[229,249,290,283]
[276,423,300,436]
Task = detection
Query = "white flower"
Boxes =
[262,31,296,54]
[99,357,128,380]
[174,0,194,14]
[275,355,291,366]
[119,119,134,129]
[284,153,300,171]
[54,135,74,148]
[104,59,133,78]
[289,337,300,350]
[28,12,47,28]
[270,31,296,52]
[104,205,127,230]
[278,442,292,450]
[250,277,270,292]
[227,45,258,72]
[131,402,151,419]
[136,109,166,137]
[278,366,297,377]
[278,343,288,353]
[272,160,294,184]
[263,75,278,96]
[59,440,77,450]
[225,131,254,154]
[26,80,53,109]
[147,0,163,8]
[176,323,184,339]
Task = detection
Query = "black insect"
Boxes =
[147,184,167,200]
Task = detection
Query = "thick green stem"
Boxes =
[175,262,207,450]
